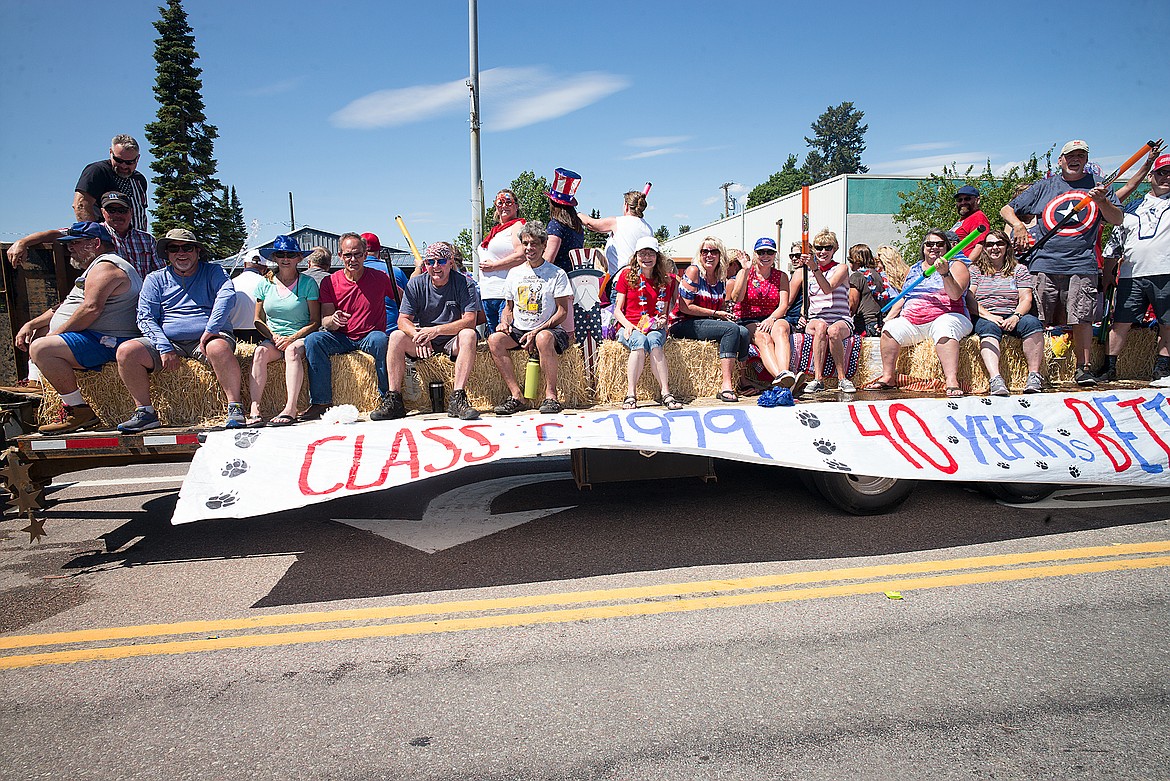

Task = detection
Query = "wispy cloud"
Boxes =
[728,184,748,195]
[701,195,721,206]
[242,77,305,97]
[898,141,955,152]
[622,147,683,160]
[869,152,995,177]
[331,66,630,131]
[625,135,691,147]
[673,213,689,220]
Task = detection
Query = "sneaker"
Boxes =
[370,391,406,421]
[803,379,825,394]
[117,407,161,433]
[1095,366,1117,383]
[791,371,810,395]
[1075,365,1098,387]
[988,375,1010,397]
[1024,372,1043,394]
[539,397,564,414]
[837,378,856,394]
[39,404,101,435]
[298,403,330,422]
[224,402,246,429]
[772,370,796,389]
[447,389,480,421]
[493,396,526,416]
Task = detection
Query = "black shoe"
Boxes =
[1154,361,1170,381]
[447,389,480,420]
[1075,366,1098,387]
[538,397,564,414]
[370,391,406,421]
[493,396,526,416]
[1095,367,1117,383]
[298,403,331,422]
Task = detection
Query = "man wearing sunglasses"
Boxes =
[951,185,989,264]
[75,134,149,231]
[382,242,483,421]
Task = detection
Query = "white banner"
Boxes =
[172,389,1170,524]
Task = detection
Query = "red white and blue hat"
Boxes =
[547,168,581,207]
[753,237,778,253]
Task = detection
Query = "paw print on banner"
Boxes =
[980,398,992,406]
[813,438,836,455]
[824,459,851,472]
[234,430,260,449]
[205,491,239,510]
[997,462,1011,469]
[221,459,249,478]
[1068,465,1081,478]
[797,411,821,429]
[1035,461,1049,470]
[947,401,959,410]
[947,435,960,445]
[1018,399,1031,408]
[1057,428,1071,437]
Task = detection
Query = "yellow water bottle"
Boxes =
[524,355,541,401]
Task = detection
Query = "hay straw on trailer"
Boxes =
[594,339,732,404]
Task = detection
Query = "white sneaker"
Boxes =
[837,378,856,394]
[773,371,796,389]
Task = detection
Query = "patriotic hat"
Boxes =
[547,168,581,207]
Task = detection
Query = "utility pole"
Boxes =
[467,0,484,276]
[288,192,295,232]
[720,182,736,219]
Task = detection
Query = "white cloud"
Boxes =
[625,135,691,147]
[673,213,689,219]
[622,147,683,160]
[869,152,995,177]
[898,141,955,152]
[242,77,305,97]
[701,195,721,206]
[728,183,748,195]
[331,66,630,131]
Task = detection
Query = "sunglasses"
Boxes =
[757,249,777,256]
[984,240,1006,247]
[789,253,801,259]
[339,251,365,259]
[103,206,130,214]
[699,248,721,256]
[112,153,139,165]
[813,245,833,251]
[424,257,450,266]
[272,251,300,259]
[168,243,197,252]
[923,241,947,248]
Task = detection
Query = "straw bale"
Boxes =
[448,343,591,409]
[594,339,733,404]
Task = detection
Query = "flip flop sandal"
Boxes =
[268,414,297,426]
[945,386,965,398]
[662,394,684,411]
[622,396,637,410]
[717,390,739,403]
[862,380,898,391]
[245,415,265,427]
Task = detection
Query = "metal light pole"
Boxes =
[468,0,484,276]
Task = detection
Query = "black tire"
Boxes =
[812,472,916,515]
[979,482,1058,503]
[796,469,824,499]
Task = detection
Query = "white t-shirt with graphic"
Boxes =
[504,261,573,332]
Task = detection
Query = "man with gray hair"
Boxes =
[75,134,150,231]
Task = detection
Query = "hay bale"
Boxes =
[414,343,591,411]
[595,339,731,404]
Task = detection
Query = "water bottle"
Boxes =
[523,355,541,401]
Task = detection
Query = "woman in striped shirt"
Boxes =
[969,229,1045,395]
[669,236,750,402]
[791,229,854,394]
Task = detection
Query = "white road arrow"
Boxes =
[334,473,577,553]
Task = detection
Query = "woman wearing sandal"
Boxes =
[864,229,972,398]
[969,230,1045,395]
[669,236,750,402]
[727,237,795,388]
[612,236,682,410]
[248,235,321,425]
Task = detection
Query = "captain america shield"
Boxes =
[1041,190,1098,237]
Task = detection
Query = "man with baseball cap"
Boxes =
[1098,153,1170,382]
[952,185,990,264]
[359,232,408,335]
[13,223,143,433]
[75,134,149,231]
[1001,139,1123,385]
[115,228,244,431]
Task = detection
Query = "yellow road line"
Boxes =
[2,540,1168,652]
[1,555,1167,670]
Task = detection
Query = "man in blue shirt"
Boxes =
[115,229,244,431]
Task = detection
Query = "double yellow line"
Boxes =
[3,541,1168,670]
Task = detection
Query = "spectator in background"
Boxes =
[545,169,585,275]
[359,232,407,334]
[303,246,332,285]
[477,189,527,333]
[847,243,888,337]
[876,245,907,291]
[784,241,806,332]
[951,185,990,264]
[228,248,268,343]
[75,134,149,231]
[579,190,653,277]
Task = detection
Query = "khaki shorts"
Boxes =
[1034,272,1098,326]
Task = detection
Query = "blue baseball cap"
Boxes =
[955,185,980,198]
[58,222,113,244]
[753,237,778,253]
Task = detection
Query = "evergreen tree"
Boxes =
[584,208,606,249]
[747,154,807,208]
[224,186,246,251]
[654,225,670,243]
[803,101,868,184]
[145,0,227,254]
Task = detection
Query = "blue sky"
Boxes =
[1,0,1165,252]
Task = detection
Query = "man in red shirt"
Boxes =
[952,185,990,264]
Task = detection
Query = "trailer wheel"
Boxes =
[980,482,1057,504]
[796,469,823,499]
[812,472,916,515]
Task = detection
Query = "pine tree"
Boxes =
[803,101,868,184]
[224,186,246,251]
[145,0,227,254]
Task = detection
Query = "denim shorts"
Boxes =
[972,313,1044,340]
[616,328,666,353]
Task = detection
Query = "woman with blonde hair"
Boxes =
[790,228,854,393]
[612,236,682,410]
[669,236,750,401]
[876,245,907,291]
[728,237,795,387]
[580,190,652,276]
[248,235,321,425]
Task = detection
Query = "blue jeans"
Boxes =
[972,314,1044,340]
[669,318,749,360]
[482,299,508,333]
[617,328,666,353]
[305,329,389,404]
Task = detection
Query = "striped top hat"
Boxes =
[548,168,581,207]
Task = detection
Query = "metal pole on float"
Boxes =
[468,0,484,276]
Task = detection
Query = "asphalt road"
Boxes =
[1,456,1168,780]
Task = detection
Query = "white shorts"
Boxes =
[882,313,972,346]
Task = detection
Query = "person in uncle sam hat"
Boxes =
[544,168,585,275]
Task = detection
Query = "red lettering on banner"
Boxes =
[346,435,388,490]
[1065,398,1131,471]
[1117,396,1170,462]
[298,435,347,495]
[849,405,921,469]
[889,404,958,474]
[382,428,421,479]
[535,422,564,442]
[460,424,500,463]
[421,427,462,474]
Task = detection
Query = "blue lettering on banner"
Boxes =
[947,414,1092,465]
[590,409,771,459]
